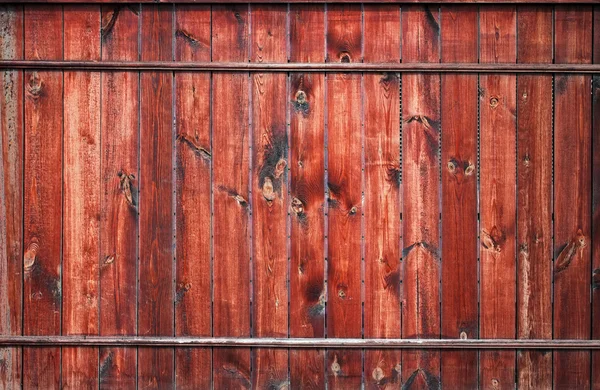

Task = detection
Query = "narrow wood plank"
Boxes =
[0,5,23,389]
[289,5,326,389]
[401,5,442,389]
[363,5,402,390]
[553,6,592,389]
[211,5,251,389]
[593,7,600,389]
[62,5,101,388]
[515,6,553,390]
[440,5,478,389]
[99,5,139,389]
[9,0,600,5]
[478,6,517,390]
[250,4,289,389]
[326,5,363,388]
[138,4,174,388]
[23,5,62,389]
[174,5,212,389]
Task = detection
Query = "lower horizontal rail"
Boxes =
[1,60,600,73]
[0,336,599,349]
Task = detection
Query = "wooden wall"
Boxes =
[0,4,598,389]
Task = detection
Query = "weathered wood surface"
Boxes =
[0,4,597,389]
[516,6,553,389]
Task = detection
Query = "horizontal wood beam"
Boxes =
[5,0,600,3]
[1,60,600,73]
[1,336,599,349]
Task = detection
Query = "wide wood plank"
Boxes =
[174,5,212,389]
[401,5,442,389]
[363,5,401,390]
[326,5,363,388]
[211,5,251,389]
[0,5,23,389]
[138,5,174,388]
[62,6,101,388]
[553,6,592,389]
[478,6,517,390]
[440,5,478,389]
[289,5,326,389]
[99,4,139,389]
[249,4,289,389]
[515,6,553,389]
[23,5,63,388]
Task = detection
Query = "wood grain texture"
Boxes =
[515,6,553,390]
[13,0,600,4]
[23,5,63,388]
[211,5,251,389]
[99,4,139,389]
[363,5,401,390]
[0,5,23,389]
[594,8,600,390]
[326,5,363,388]
[440,5,478,389]
[174,5,212,389]
[326,5,361,64]
[138,5,174,388]
[478,6,517,390]
[250,5,289,389]
[289,5,326,389]
[401,6,441,389]
[62,6,101,388]
[553,6,593,389]
[326,73,362,389]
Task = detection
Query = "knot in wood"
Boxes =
[338,289,346,299]
[491,379,500,388]
[24,238,40,273]
[348,206,358,216]
[464,163,475,176]
[372,367,385,382]
[489,96,499,108]
[274,158,287,179]
[331,360,341,374]
[295,90,306,104]
[460,331,468,340]
[339,51,351,63]
[262,177,276,202]
[291,197,304,215]
[27,72,43,97]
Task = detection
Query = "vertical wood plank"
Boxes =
[23,5,63,389]
[440,5,478,389]
[326,5,363,388]
[593,7,600,389]
[211,5,251,389]
[478,7,517,390]
[0,5,23,389]
[401,5,442,389]
[363,5,402,390]
[553,6,592,389]
[174,5,212,389]
[138,4,174,389]
[515,6,553,390]
[99,5,139,389]
[250,5,289,389]
[289,5,326,389]
[62,5,101,389]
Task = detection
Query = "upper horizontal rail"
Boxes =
[1,60,600,73]
[3,0,600,3]
[1,336,599,349]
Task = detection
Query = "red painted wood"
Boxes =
[0,5,23,389]
[62,6,101,388]
[326,5,363,389]
[23,5,63,388]
[99,4,139,389]
[12,0,600,4]
[478,6,517,390]
[440,5,479,389]
[250,4,289,388]
[593,8,600,390]
[363,5,401,390]
[515,6,553,390]
[401,5,441,389]
[174,5,212,389]
[553,6,593,389]
[289,5,326,389]
[211,5,251,389]
[138,5,174,388]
